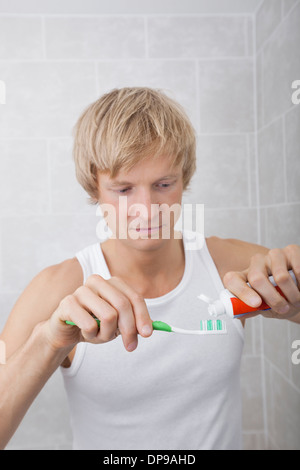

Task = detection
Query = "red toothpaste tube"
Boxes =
[205,270,297,319]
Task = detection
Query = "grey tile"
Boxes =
[0,140,48,216]
[241,355,265,431]
[1,213,99,292]
[247,133,259,207]
[261,203,300,247]
[0,16,43,60]
[268,364,300,449]
[257,118,285,206]
[256,50,264,131]
[246,17,254,57]
[148,16,246,58]
[242,432,267,450]
[256,0,282,51]
[45,16,145,59]
[285,105,300,203]
[283,0,300,17]
[197,59,254,133]
[187,135,249,209]
[0,62,97,139]
[199,208,259,243]
[96,59,198,132]
[49,138,96,213]
[262,317,290,375]
[243,315,263,356]
[263,2,300,125]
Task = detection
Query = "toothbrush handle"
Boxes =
[65,319,170,332]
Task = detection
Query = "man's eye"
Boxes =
[117,188,131,194]
[115,183,172,193]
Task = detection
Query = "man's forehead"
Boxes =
[99,159,182,184]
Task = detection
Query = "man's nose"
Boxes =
[130,188,160,223]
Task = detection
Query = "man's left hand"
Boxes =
[223,244,300,321]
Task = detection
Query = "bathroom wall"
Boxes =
[255,0,300,450]
[0,0,299,450]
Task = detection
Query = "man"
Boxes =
[0,88,299,450]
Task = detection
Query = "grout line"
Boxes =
[264,355,300,394]
[144,16,149,59]
[257,101,298,135]
[195,61,201,133]
[244,17,249,57]
[94,61,99,96]
[0,13,255,19]
[256,0,300,56]
[246,133,252,207]
[282,115,288,203]
[252,7,269,448]
[46,139,52,214]
[0,56,253,63]
[261,48,265,128]
[253,0,265,17]
[260,319,269,449]
[252,22,261,246]
[41,15,47,60]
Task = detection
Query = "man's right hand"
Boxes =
[44,274,153,353]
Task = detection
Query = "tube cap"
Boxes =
[208,300,226,317]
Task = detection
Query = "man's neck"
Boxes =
[100,234,185,296]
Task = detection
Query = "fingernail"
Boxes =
[279,305,289,314]
[249,296,261,308]
[141,325,152,336]
[127,340,137,352]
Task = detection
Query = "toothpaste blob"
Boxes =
[199,270,297,319]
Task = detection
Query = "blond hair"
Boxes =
[72,87,196,204]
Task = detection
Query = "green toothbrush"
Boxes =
[65,319,227,335]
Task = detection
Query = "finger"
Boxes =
[108,276,153,338]
[283,244,300,289]
[73,286,118,343]
[247,253,290,315]
[59,295,99,342]
[223,270,262,308]
[270,246,300,309]
[85,274,138,352]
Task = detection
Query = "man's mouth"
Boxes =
[135,225,163,233]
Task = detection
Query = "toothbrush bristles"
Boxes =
[171,319,227,335]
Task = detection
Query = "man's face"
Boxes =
[96,155,184,247]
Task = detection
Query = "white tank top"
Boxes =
[61,231,244,450]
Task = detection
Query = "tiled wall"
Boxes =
[0,2,299,450]
[255,0,300,450]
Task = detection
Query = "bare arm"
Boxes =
[0,258,83,449]
[0,258,83,361]
[207,237,300,324]
[0,257,153,448]
[0,322,72,449]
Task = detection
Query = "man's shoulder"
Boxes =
[39,256,83,294]
[205,236,269,279]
